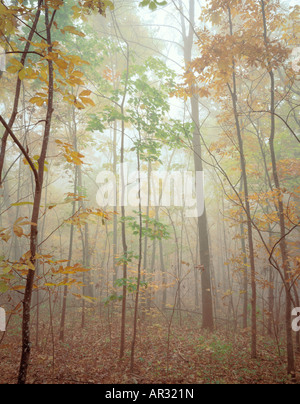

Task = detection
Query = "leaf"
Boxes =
[1,267,11,275]
[103,0,114,11]
[62,26,85,37]
[55,59,68,70]
[29,97,45,107]
[6,65,19,74]
[10,58,23,68]
[19,221,37,227]
[11,285,26,291]
[72,71,84,78]
[139,0,167,10]
[80,97,95,107]
[26,261,35,271]
[23,251,32,261]
[72,293,96,303]
[79,90,92,97]
[72,156,84,165]
[18,68,26,80]
[0,281,9,293]
[0,231,11,243]
[11,202,34,207]
[13,226,23,238]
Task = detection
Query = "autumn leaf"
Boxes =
[13,225,24,238]
[79,90,92,97]
[61,26,85,37]
[29,97,46,107]
[18,69,26,80]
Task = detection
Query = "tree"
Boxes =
[177,0,214,331]
[0,0,112,384]
[180,0,298,373]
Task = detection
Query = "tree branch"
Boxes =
[0,115,40,190]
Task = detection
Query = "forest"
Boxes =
[0,0,299,386]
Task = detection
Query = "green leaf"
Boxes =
[139,0,167,10]
[0,281,9,293]
[11,202,34,207]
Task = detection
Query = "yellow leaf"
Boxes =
[18,69,26,80]
[26,261,35,271]
[29,97,45,107]
[62,26,85,37]
[72,156,83,165]
[13,225,24,238]
[79,90,92,97]
[55,59,68,69]
[19,221,37,227]
[58,67,66,78]
[0,232,11,243]
[23,251,32,260]
[80,97,95,107]
[12,285,26,291]
[6,65,19,74]
[72,71,84,78]
[10,58,23,68]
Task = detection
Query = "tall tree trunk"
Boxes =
[180,0,214,330]
[119,108,128,359]
[59,105,78,341]
[59,165,77,342]
[160,237,167,311]
[17,4,54,384]
[260,0,295,377]
[227,6,257,358]
[239,179,248,330]
[130,146,143,372]
[268,228,275,337]
[141,161,151,318]
[113,121,118,286]
[147,207,158,312]
[117,25,130,358]
[77,166,87,329]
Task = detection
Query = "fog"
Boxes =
[0,0,299,385]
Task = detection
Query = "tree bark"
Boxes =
[130,146,143,372]
[227,5,257,358]
[180,0,214,330]
[260,0,295,377]
[18,4,54,384]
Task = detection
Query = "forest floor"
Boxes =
[0,309,299,384]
